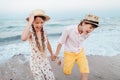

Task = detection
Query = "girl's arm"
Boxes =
[21,23,32,41]
[47,40,54,56]
[47,40,55,61]
[21,14,34,41]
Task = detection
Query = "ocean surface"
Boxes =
[0,17,120,61]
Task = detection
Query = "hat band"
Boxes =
[83,19,99,24]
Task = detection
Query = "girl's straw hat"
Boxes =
[26,9,50,21]
[83,14,99,27]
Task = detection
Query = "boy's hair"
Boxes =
[79,21,98,28]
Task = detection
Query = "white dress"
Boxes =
[29,31,55,80]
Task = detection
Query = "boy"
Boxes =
[53,14,99,80]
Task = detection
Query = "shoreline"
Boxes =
[0,54,120,80]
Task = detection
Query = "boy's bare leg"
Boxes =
[80,73,88,80]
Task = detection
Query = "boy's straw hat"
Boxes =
[26,9,50,21]
[82,14,99,27]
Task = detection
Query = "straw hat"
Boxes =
[82,14,99,27]
[26,9,50,21]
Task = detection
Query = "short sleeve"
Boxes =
[58,28,70,44]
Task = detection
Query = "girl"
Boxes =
[21,9,55,80]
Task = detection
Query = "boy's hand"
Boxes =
[57,60,61,65]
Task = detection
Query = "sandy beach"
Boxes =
[0,54,120,80]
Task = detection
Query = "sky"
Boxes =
[0,0,120,19]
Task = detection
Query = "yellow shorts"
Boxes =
[63,48,89,75]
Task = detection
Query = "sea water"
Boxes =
[0,17,120,61]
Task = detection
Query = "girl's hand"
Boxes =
[28,13,34,25]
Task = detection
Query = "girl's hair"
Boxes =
[79,21,98,28]
[34,16,46,21]
[32,16,45,54]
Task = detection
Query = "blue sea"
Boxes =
[0,17,120,61]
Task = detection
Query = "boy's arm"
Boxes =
[53,27,69,60]
[54,43,62,59]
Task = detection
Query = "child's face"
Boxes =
[33,17,45,32]
[82,22,95,34]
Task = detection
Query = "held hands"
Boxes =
[50,54,62,66]
[50,54,57,61]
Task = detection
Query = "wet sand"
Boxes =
[0,54,120,80]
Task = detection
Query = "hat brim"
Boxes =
[83,20,99,27]
[26,14,50,21]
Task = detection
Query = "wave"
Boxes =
[0,33,61,43]
[47,24,65,27]
[0,35,21,42]
[48,33,61,36]
[6,26,15,28]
